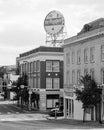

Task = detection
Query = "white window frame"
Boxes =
[84,68,88,76]
[84,48,88,63]
[101,45,104,61]
[66,71,70,85]
[46,78,52,89]
[72,70,75,84]
[46,61,52,72]
[101,69,104,85]
[90,47,95,63]
[53,78,60,89]
[53,61,59,72]
[77,49,81,64]
[90,68,94,79]
[77,70,81,84]
[66,52,70,66]
[72,51,75,64]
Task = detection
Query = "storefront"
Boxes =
[64,84,74,119]
[46,94,59,109]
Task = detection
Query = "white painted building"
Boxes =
[63,18,104,121]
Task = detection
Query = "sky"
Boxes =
[0,0,104,66]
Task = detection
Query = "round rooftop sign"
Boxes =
[44,10,65,35]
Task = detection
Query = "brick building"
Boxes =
[17,46,64,110]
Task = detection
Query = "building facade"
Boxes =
[63,18,104,121]
[17,46,64,110]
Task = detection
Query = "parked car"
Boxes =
[49,108,63,117]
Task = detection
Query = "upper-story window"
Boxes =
[30,62,33,73]
[66,52,70,65]
[101,69,104,85]
[77,49,81,64]
[53,78,59,89]
[72,51,75,64]
[46,61,52,72]
[90,47,95,62]
[77,70,81,84]
[28,62,31,73]
[33,61,36,72]
[90,68,94,79]
[84,68,88,76]
[84,48,88,63]
[72,70,75,84]
[36,60,40,72]
[66,70,70,85]
[101,45,104,61]
[53,61,59,72]
[46,78,52,89]
[46,61,59,72]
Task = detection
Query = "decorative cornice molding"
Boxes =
[63,30,104,48]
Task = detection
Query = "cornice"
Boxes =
[63,30,104,48]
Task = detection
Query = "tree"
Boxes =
[13,74,28,106]
[0,66,6,78]
[16,73,28,87]
[75,74,101,122]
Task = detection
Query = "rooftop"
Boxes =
[64,18,104,46]
[78,18,104,35]
[19,46,63,58]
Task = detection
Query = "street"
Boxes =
[0,100,103,130]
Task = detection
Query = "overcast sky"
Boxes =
[0,0,104,66]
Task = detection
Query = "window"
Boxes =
[72,51,75,64]
[66,52,70,65]
[53,78,59,89]
[101,69,104,84]
[77,70,81,84]
[90,47,95,62]
[30,62,33,73]
[46,78,52,89]
[47,99,53,108]
[33,61,36,72]
[101,45,104,61]
[84,68,88,76]
[36,60,40,72]
[33,77,36,88]
[84,48,88,63]
[66,71,70,85]
[46,61,52,72]
[72,70,75,84]
[53,61,59,72]
[77,50,81,64]
[46,61,59,72]
[28,63,31,73]
[90,69,94,79]
[37,77,40,88]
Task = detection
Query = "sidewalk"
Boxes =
[47,118,104,128]
[3,101,104,128]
